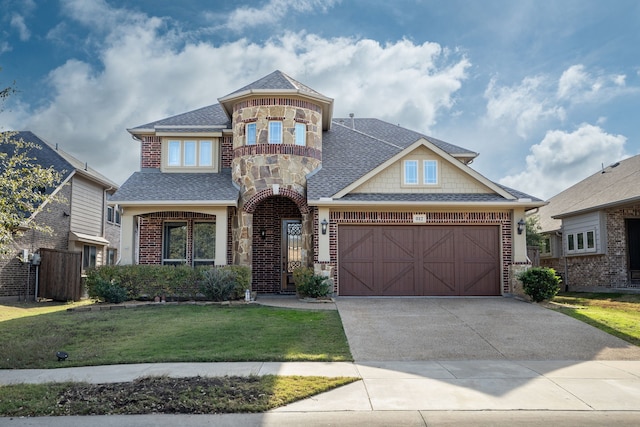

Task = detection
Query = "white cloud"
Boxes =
[499,124,627,200]
[224,0,341,32]
[10,14,30,41]
[484,75,565,139]
[15,1,469,185]
[557,64,633,104]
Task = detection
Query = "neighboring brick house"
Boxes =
[0,131,120,299]
[111,71,544,296]
[536,154,640,291]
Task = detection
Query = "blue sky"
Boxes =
[1,0,639,199]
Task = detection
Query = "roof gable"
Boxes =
[2,131,118,190]
[332,137,515,200]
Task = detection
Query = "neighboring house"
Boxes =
[111,71,544,296]
[536,155,640,291]
[0,131,120,299]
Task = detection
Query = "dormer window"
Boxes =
[402,158,439,187]
[163,138,218,172]
[269,121,282,144]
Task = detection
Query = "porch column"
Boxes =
[119,213,136,265]
[212,207,228,266]
[233,210,253,268]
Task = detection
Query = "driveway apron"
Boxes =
[334,297,640,361]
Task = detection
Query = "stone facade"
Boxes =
[540,203,640,290]
[230,97,323,289]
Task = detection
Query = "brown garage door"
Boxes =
[339,225,500,296]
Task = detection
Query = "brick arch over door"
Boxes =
[243,188,310,214]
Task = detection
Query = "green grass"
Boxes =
[551,292,640,346]
[0,303,352,369]
[0,375,359,416]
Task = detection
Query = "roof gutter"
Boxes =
[552,195,640,219]
[308,199,547,209]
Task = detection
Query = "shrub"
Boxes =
[221,265,252,299]
[293,267,332,298]
[199,268,236,302]
[89,277,129,304]
[517,267,561,302]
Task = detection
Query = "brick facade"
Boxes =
[141,136,161,169]
[541,203,640,290]
[251,196,303,292]
[0,185,72,298]
[138,211,217,265]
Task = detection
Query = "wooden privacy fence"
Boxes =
[39,248,83,301]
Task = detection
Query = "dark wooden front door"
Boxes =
[339,225,500,296]
[282,219,303,292]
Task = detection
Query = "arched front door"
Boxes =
[252,196,303,293]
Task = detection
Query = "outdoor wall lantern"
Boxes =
[260,228,266,240]
[517,218,526,235]
[321,218,328,235]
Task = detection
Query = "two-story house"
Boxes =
[0,131,120,299]
[112,71,544,296]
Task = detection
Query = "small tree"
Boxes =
[0,75,63,256]
[525,215,543,248]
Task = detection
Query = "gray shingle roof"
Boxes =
[129,104,230,132]
[307,119,488,200]
[111,169,238,203]
[537,154,640,232]
[221,70,326,99]
[1,131,118,191]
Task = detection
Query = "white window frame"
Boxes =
[269,121,283,144]
[403,160,418,185]
[246,123,257,146]
[164,139,217,171]
[423,159,438,185]
[566,230,596,254]
[294,123,306,146]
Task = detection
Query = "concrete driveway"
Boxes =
[335,297,640,361]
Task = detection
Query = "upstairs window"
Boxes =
[107,206,121,225]
[246,123,256,146]
[403,160,418,185]
[424,160,438,185]
[295,123,306,146]
[164,139,217,171]
[269,121,282,144]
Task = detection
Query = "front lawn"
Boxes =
[0,303,352,369]
[551,292,640,346]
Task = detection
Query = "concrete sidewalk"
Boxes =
[2,359,640,425]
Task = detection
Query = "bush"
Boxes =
[293,267,332,298]
[221,265,252,299]
[199,268,236,302]
[89,277,129,304]
[517,267,561,302]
